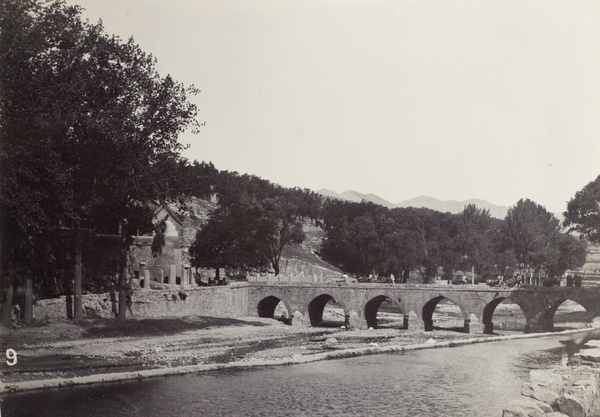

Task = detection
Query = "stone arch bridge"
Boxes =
[246,283,600,333]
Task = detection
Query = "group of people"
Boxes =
[490,273,583,288]
[565,274,582,287]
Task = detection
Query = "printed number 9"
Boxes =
[6,348,17,366]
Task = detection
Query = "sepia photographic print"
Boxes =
[2,1,600,416]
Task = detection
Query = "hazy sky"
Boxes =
[68,0,600,214]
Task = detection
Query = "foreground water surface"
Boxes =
[2,333,584,417]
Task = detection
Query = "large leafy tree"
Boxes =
[261,197,305,275]
[564,174,600,244]
[189,195,305,277]
[387,208,426,282]
[502,199,561,267]
[500,199,583,279]
[320,201,387,276]
[554,233,587,278]
[452,205,496,279]
[411,209,455,283]
[323,213,385,277]
[321,203,429,281]
[189,198,269,280]
[0,0,73,325]
[1,0,199,324]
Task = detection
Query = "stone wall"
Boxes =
[132,284,248,318]
[33,284,249,321]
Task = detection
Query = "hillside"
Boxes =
[280,221,342,275]
[172,198,341,276]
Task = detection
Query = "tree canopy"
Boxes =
[500,199,560,273]
[319,197,585,283]
[564,174,600,244]
[1,0,200,323]
[189,194,306,277]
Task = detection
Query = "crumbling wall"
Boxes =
[33,284,249,321]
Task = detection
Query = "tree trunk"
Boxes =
[0,220,6,327]
[73,221,83,321]
[1,279,14,328]
[24,274,33,324]
[117,219,129,321]
[118,261,127,319]
[272,246,284,276]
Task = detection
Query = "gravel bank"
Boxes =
[0,316,594,394]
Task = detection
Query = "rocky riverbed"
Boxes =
[0,313,516,393]
[503,334,600,417]
[0,304,595,396]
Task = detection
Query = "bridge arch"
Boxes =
[308,293,348,327]
[549,299,593,331]
[482,297,527,334]
[365,294,403,329]
[257,295,292,320]
[422,295,468,332]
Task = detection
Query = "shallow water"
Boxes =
[1,334,579,417]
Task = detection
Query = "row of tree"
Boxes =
[185,169,596,286]
[319,198,588,283]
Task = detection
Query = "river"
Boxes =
[2,333,585,417]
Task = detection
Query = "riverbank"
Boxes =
[1,314,596,395]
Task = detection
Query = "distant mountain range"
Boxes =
[318,189,509,219]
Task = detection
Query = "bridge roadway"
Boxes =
[246,282,600,333]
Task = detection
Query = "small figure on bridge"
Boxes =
[344,313,351,331]
[566,274,574,287]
